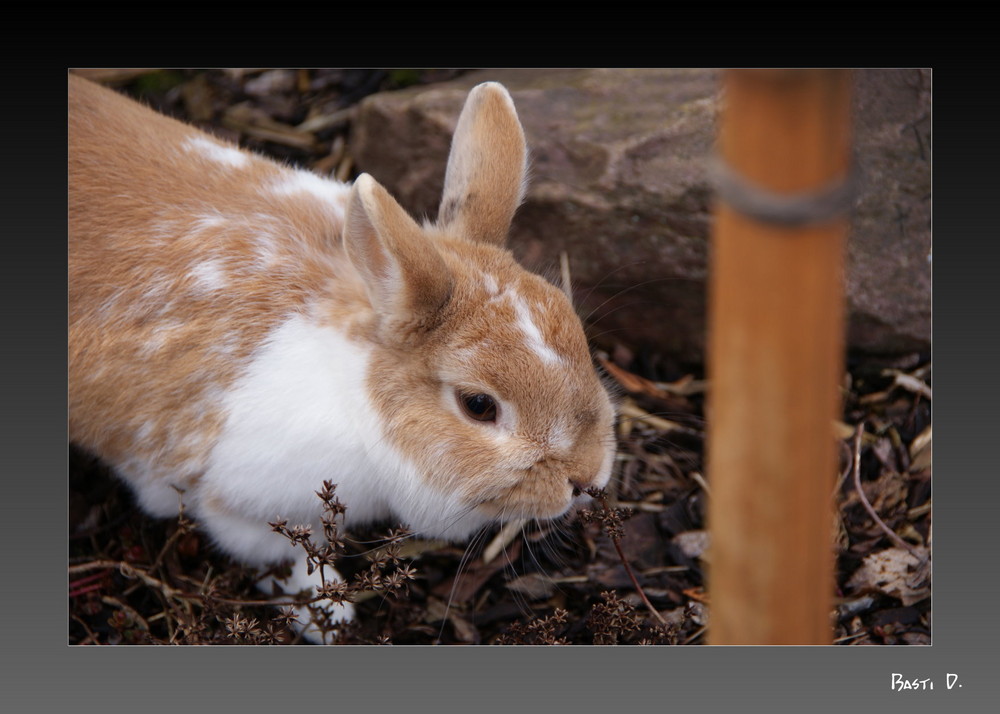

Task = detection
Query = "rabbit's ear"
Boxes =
[437,82,528,246]
[344,174,453,340]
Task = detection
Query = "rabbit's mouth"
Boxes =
[471,487,578,524]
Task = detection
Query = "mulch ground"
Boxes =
[68,69,931,645]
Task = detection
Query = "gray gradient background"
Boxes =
[7,66,992,713]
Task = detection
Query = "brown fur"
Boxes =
[69,74,614,533]
[69,75,366,483]
[366,232,615,516]
[437,83,527,245]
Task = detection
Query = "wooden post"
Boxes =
[707,69,852,644]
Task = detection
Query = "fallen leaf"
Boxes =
[847,546,930,606]
[872,438,896,470]
[865,470,909,515]
[672,530,710,559]
[683,587,709,604]
[431,539,520,603]
[506,573,557,599]
[886,370,933,400]
[423,598,479,643]
[909,425,932,473]
[909,425,932,458]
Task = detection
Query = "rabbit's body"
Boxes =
[69,75,616,637]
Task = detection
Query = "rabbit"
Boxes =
[69,73,617,642]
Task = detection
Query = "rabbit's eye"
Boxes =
[457,391,498,423]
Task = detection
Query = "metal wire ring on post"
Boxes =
[709,155,859,227]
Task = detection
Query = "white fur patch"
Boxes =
[268,172,351,220]
[548,420,575,452]
[192,212,228,232]
[482,273,500,297]
[183,137,249,169]
[595,437,614,490]
[242,215,284,270]
[189,259,228,293]
[508,291,562,365]
[199,313,490,556]
[140,319,186,357]
[202,314,384,530]
[137,420,156,442]
[123,473,188,519]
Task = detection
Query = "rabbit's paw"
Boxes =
[260,556,354,644]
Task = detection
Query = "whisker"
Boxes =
[518,518,573,603]
[436,523,491,644]
[575,260,664,307]
[616,413,705,433]
[497,507,534,620]
[580,275,694,324]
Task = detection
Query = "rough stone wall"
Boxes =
[351,68,931,363]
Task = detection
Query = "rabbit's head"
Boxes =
[345,83,616,537]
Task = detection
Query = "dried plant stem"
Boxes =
[68,559,337,609]
[617,400,687,434]
[149,519,189,572]
[833,631,868,644]
[586,489,669,628]
[833,440,854,496]
[69,559,128,575]
[609,537,669,627]
[68,571,108,598]
[71,614,100,644]
[682,626,707,645]
[559,251,573,303]
[482,518,525,564]
[850,423,920,557]
[690,471,712,496]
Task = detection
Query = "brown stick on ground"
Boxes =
[707,69,852,644]
[850,423,922,558]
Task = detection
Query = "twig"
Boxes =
[833,631,868,644]
[850,423,921,558]
[295,106,355,134]
[690,471,712,496]
[68,571,108,598]
[335,156,354,183]
[682,626,707,645]
[617,400,689,434]
[482,518,525,565]
[69,560,130,575]
[610,537,669,627]
[149,491,190,571]
[70,614,100,645]
[884,369,933,401]
[560,251,573,304]
[68,559,338,609]
[833,440,854,496]
[587,490,669,627]
[68,582,105,598]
